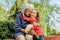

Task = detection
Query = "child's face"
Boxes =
[31,10,37,17]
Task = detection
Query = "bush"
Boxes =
[0,21,15,39]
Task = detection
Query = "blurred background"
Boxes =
[0,0,60,39]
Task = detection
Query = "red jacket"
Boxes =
[23,15,44,36]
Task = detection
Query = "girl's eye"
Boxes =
[34,13,36,14]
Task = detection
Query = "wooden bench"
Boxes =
[3,35,60,40]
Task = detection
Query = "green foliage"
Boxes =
[0,21,15,39]
[0,4,15,39]
[52,29,57,35]
[47,25,52,35]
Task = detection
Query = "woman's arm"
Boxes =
[15,14,26,33]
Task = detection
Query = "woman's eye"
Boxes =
[31,11,33,13]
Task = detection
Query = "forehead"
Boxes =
[32,10,37,13]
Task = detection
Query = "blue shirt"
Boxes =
[14,13,29,38]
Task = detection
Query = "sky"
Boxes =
[49,10,60,32]
[0,0,16,10]
[0,0,60,10]
[31,0,60,6]
[30,0,40,3]
[49,0,60,6]
[0,0,60,32]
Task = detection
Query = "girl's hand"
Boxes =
[36,35,39,39]
[21,29,27,33]
[32,30,39,39]
[33,22,40,26]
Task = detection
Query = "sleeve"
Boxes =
[15,14,22,32]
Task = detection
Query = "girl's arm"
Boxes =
[32,30,39,39]
[33,22,40,26]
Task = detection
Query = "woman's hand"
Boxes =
[21,29,26,33]
[21,29,31,34]
[28,31,33,35]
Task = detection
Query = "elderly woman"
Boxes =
[14,4,34,40]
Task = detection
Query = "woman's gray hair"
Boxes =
[22,3,34,10]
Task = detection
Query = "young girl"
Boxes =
[23,9,44,40]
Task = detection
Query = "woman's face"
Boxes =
[31,10,37,17]
[24,8,33,17]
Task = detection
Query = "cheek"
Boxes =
[27,12,31,14]
[34,14,37,17]
[32,14,36,17]
[26,12,30,15]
